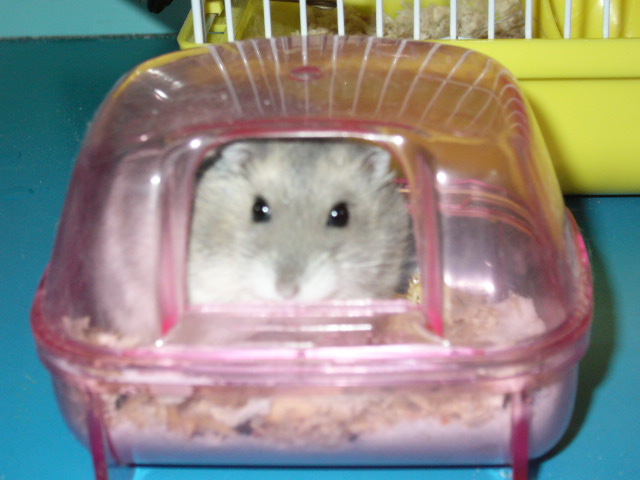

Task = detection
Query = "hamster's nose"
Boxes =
[276,278,301,300]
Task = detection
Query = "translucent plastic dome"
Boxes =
[32,36,592,479]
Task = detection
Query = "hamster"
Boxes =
[188,139,414,305]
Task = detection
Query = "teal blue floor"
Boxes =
[1,37,638,479]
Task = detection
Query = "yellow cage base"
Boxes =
[444,38,640,195]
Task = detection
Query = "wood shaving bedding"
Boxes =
[105,385,511,449]
[64,287,546,349]
[64,287,551,452]
[297,0,524,39]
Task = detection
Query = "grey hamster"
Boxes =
[188,139,414,304]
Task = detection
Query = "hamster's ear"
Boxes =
[212,141,259,174]
[360,145,394,183]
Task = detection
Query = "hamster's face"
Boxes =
[188,139,413,304]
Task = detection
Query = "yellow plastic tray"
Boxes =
[177,0,640,194]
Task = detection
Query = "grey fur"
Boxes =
[188,139,414,304]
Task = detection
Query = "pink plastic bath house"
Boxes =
[32,36,593,480]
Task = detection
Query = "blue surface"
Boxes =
[1,37,639,480]
[0,0,190,38]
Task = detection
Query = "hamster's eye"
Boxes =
[252,196,271,223]
[327,202,349,228]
